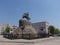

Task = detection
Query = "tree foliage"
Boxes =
[5,26,10,33]
[48,26,60,34]
[48,26,55,34]
[54,29,60,34]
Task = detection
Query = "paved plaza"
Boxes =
[0,35,60,45]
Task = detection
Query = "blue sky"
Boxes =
[0,0,60,29]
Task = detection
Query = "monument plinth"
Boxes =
[14,13,37,39]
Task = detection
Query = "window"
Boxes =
[40,27,43,31]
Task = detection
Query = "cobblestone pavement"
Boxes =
[0,35,60,45]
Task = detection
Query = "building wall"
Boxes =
[32,22,49,34]
[0,24,11,34]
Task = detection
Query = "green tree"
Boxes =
[48,26,60,34]
[48,26,55,35]
[5,26,10,33]
[54,29,60,34]
[58,30,60,33]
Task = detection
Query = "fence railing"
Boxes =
[2,33,49,40]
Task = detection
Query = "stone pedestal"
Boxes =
[14,19,37,39]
